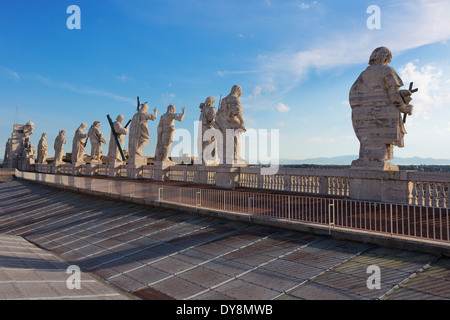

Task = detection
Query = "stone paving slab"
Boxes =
[0,235,132,300]
[1,179,450,300]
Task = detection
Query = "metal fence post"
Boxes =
[329,201,335,235]
[248,196,254,216]
[196,191,201,208]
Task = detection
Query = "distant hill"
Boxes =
[279,155,450,166]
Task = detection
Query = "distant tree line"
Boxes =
[281,164,450,173]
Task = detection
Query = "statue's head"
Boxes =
[80,123,87,130]
[167,105,176,113]
[205,96,215,107]
[369,47,392,66]
[42,133,47,138]
[116,114,125,122]
[140,104,149,113]
[230,85,242,97]
[93,121,100,128]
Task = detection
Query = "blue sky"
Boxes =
[1,0,450,163]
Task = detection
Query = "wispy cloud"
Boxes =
[257,0,450,94]
[308,137,334,143]
[36,75,135,105]
[399,61,449,121]
[248,85,277,99]
[0,66,20,81]
[274,102,290,112]
[298,1,318,10]
[216,70,258,77]
[115,74,134,82]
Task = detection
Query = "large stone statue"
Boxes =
[54,130,66,165]
[20,132,36,171]
[4,121,34,169]
[88,121,107,162]
[72,123,88,165]
[155,105,186,165]
[128,103,158,165]
[107,114,128,165]
[23,121,34,140]
[349,47,414,171]
[198,96,219,165]
[214,85,247,165]
[36,133,48,164]
[3,138,11,165]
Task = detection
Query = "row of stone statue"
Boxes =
[5,46,417,172]
[4,85,247,170]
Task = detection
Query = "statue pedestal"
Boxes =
[152,160,173,181]
[72,163,85,176]
[127,155,146,179]
[86,161,101,176]
[51,161,64,174]
[108,160,125,177]
[351,159,399,172]
[215,165,244,190]
[349,169,412,204]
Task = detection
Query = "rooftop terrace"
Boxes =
[0,178,449,300]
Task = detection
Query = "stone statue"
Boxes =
[214,85,246,165]
[23,121,34,140]
[20,134,35,171]
[107,114,128,164]
[3,138,11,164]
[18,121,36,171]
[128,103,158,164]
[54,130,66,165]
[198,96,219,165]
[4,121,34,169]
[88,121,107,162]
[72,123,88,165]
[155,105,186,165]
[349,47,414,171]
[36,133,48,164]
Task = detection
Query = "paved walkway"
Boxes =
[0,234,132,299]
[0,179,449,300]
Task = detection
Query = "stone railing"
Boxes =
[27,162,450,208]
[238,167,350,197]
[408,172,449,208]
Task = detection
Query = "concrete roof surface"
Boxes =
[0,179,449,300]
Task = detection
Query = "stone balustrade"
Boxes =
[30,162,450,208]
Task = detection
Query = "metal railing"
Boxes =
[15,170,450,245]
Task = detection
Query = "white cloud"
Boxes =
[35,75,135,105]
[275,102,290,112]
[398,61,448,121]
[258,0,450,94]
[248,85,277,99]
[0,66,20,81]
[308,137,335,143]
[299,1,318,10]
[162,92,176,105]
[215,70,257,78]
[115,74,133,82]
